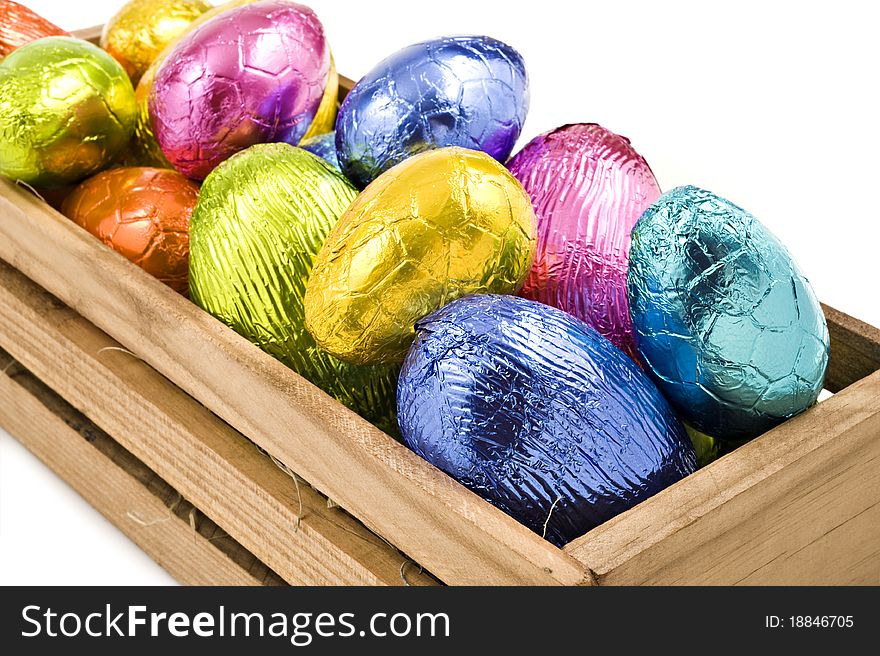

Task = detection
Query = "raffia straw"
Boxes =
[399,560,424,587]
[267,452,304,532]
[96,346,145,361]
[256,443,429,583]
[188,508,198,544]
[125,493,183,528]
[14,179,46,204]
[542,497,562,540]
[126,510,172,528]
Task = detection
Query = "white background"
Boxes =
[1,0,878,584]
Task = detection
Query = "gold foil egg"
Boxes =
[101,0,211,86]
[189,143,399,434]
[304,146,537,366]
[0,37,136,186]
[300,53,338,141]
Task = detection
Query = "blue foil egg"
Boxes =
[397,294,696,547]
[299,131,340,171]
[628,186,829,442]
[335,35,529,188]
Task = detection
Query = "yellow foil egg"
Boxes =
[301,53,339,141]
[127,0,337,167]
[0,37,136,187]
[101,0,211,86]
[304,146,537,365]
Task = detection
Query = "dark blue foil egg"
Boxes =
[628,186,829,442]
[300,131,340,171]
[397,294,696,547]
[335,35,529,188]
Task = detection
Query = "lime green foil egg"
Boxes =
[189,143,399,434]
[0,37,136,186]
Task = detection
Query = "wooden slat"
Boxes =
[563,369,880,585]
[0,261,435,586]
[0,179,590,587]
[0,26,583,586]
[0,350,283,586]
[822,303,880,393]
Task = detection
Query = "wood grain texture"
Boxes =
[564,369,880,585]
[0,261,436,586]
[7,26,875,586]
[822,303,880,393]
[0,198,590,585]
[0,350,283,586]
[0,28,593,587]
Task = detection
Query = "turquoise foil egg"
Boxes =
[627,186,829,442]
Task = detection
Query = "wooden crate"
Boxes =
[0,27,878,586]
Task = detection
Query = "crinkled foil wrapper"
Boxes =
[129,0,337,168]
[0,0,67,56]
[189,143,399,435]
[300,131,340,171]
[336,35,529,188]
[0,37,135,186]
[397,294,696,547]
[100,0,211,85]
[507,123,660,357]
[128,0,258,168]
[304,147,536,366]
[628,185,830,441]
[62,167,198,295]
[150,0,329,180]
[300,54,338,141]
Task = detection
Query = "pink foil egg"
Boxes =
[149,0,329,180]
[507,123,661,356]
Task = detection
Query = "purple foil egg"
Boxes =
[507,123,661,356]
[149,0,329,180]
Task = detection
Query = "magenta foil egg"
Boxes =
[507,123,661,356]
[149,0,329,180]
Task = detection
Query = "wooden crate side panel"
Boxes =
[0,261,435,586]
[0,177,590,586]
[823,303,880,393]
[564,370,880,584]
[0,352,282,586]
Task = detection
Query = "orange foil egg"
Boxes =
[62,167,199,294]
[0,1,67,56]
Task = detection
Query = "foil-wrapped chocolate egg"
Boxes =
[101,0,211,85]
[299,131,340,171]
[507,123,661,356]
[128,0,258,168]
[304,146,536,366]
[150,0,330,180]
[129,0,337,168]
[62,167,199,294]
[397,294,697,547]
[189,143,399,434]
[628,186,830,441]
[300,53,338,141]
[0,0,67,56]
[336,35,529,188]
[0,37,136,186]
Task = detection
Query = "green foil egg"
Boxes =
[0,37,136,186]
[189,143,399,434]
